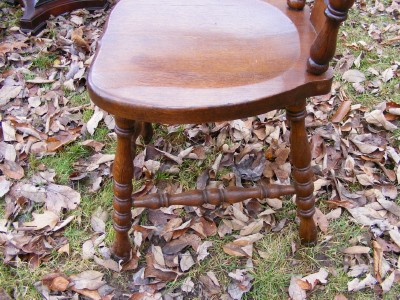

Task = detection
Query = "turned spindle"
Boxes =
[132,184,296,209]
[287,101,317,245]
[112,117,137,262]
[287,0,306,10]
[307,0,355,75]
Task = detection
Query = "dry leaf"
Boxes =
[182,277,195,293]
[180,251,195,272]
[313,208,328,233]
[347,274,377,292]
[331,100,351,123]
[22,211,59,230]
[301,268,329,289]
[87,108,104,135]
[0,85,22,106]
[342,69,366,83]
[71,270,105,290]
[42,273,70,292]
[288,276,307,300]
[343,246,370,255]
[365,110,397,131]
[0,176,11,198]
[197,241,213,262]
[45,184,81,214]
[0,160,24,180]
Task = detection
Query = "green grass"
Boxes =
[69,91,91,107]
[336,5,400,107]
[31,53,58,70]
[31,143,90,185]
[1,0,399,298]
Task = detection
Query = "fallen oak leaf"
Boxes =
[313,208,328,233]
[45,130,80,152]
[0,176,11,197]
[197,241,213,262]
[180,251,195,272]
[350,134,385,154]
[41,273,70,292]
[342,69,366,83]
[71,27,90,51]
[381,271,395,293]
[0,160,24,180]
[342,246,371,255]
[288,275,306,300]
[365,110,397,131]
[81,140,105,152]
[93,255,121,272]
[0,41,27,55]
[144,252,179,281]
[45,183,81,214]
[182,277,195,293]
[70,270,105,290]
[331,100,351,123]
[21,211,59,230]
[0,85,22,106]
[86,108,104,135]
[347,274,377,292]
[372,241,383,283]
[301,268,329,290]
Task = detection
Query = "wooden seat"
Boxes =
[87,0,354,262]
[88,0,333,123]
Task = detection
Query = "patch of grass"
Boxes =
[83,109,94,123]
[244,213,375,299]
[335,4,400,107]
[69,91,91,107]
[391,128,400,147]
[31,53,57,70]
[165,234,242,293]
[0,2,22,33]
[37,142,90,184]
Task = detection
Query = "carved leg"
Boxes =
[130,122,153,157]
[141,122,153,144]
[112,117,138,262]
[287,101,317,245]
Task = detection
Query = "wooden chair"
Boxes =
[87,0,354,262]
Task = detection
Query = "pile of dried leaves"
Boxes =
[0,0,399,299]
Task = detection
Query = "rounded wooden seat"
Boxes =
[88,0,333,124]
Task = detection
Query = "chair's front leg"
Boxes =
[112,117,137,262]
[287,101,317,245]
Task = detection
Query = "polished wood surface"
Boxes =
[307,0,355,74]
[287,101,317,244]
[87,0,354,262]
[133,185,296,209]
[18,0,107,34]
[88,0,333,124]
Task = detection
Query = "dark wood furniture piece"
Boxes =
[87,0,354,262]
[14,0,107,34]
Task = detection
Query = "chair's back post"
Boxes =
[287,0,306,10]
[307,0,355,75]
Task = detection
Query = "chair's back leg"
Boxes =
[112,117,137,262]
[141,122,153,144]
[287,101,317,245]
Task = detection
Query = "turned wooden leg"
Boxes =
[112,117,138,262]
[130,122,153,157]
[141,122,153,144]
[287,101,317,245]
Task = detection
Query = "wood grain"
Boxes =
[87,0,354,260]
[87,0,333,124]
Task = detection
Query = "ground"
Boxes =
[0,0,399,299]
